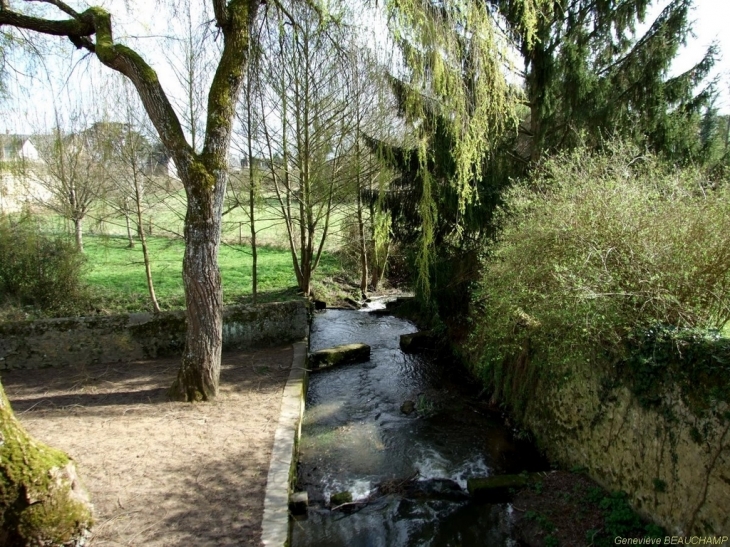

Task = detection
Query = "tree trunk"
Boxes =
[246,76,258,304]
[133,181,160,314]
[357,197,368,295]
[0,381,93,546]
[124,209,135,248]
[73,218,83,253]
[168,174,224,402]
[249,190,257,304]
[137,214,160,315]
[355,139,368,296]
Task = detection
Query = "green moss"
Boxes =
[116,45,159,84]
[1,389,92,544]
[189,160,216,192]
[330,491,352,506]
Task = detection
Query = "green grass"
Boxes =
[7,193,365,316]
[83,234,345,313]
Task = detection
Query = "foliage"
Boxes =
[620,325,730,414]
[367,115,517,311]
[0,214,87,314]
[584,488,664,547]
[377,0,547,297]
[489,0,717,164]
[467,141,730,406]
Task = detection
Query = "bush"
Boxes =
[467,141,730,402]
[0,214,87,315]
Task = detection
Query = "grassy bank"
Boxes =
[82,235,345,313]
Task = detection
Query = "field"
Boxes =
[83,235,332,312]
[0,185,376,318]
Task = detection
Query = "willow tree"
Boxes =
[383,0,544,296]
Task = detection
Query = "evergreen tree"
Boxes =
[491,0,717,163]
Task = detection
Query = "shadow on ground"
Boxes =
[3,346,293,547]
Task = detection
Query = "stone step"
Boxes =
[309,343,371,370]
[467,473,543,503]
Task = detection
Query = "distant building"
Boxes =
[145,143,179,179]
[0,133,50,213]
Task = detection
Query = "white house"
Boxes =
[0,134,53,213]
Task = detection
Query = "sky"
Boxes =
[648,0,730,113]
[2,0,730,135]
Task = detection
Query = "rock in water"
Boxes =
[400,400,416,414]
[309,343,370,370]
[289,491,308,515]
[399,331,437,353]
[330,491,352,507]
[405,479,469,502]
[467,473,543,502]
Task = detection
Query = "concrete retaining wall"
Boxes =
[0,300,309,370]
[261,340,308,547]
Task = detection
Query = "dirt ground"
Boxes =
[2,346,293,547]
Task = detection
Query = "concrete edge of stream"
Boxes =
[260,339,308,547]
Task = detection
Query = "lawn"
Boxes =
[83,234,345,312]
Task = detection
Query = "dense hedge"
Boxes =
[466,142,730,410]
[0,214,87,314]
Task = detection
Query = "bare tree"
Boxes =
[166,0,216,152]
[260,3,352,296]
[228,35,265,303]
[99,81,163,313]
[35,112,110,252]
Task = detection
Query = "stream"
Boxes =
[290,304,547,546]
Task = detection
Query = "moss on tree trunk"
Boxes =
[0,383,93,546]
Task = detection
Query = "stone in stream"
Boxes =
[309,343,370,370]
[400,400,416,414]
[399,331,437,353]
[467,473,543,503]
[343,297,361,309]
[289,491,309,515]
[329,491,353,507]
[405,479,469,502]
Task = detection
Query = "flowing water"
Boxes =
[291,304,547,546]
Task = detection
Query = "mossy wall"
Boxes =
[473,350,730,535]
[0,300,309,370]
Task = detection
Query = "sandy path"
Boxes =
[2,346,292,547]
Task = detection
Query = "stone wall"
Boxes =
[502,357,730,535]
[0,300,309,370]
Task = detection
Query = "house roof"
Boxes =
[0,134,32,160]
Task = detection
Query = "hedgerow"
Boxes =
[467,141,730,410]
[0,213,88,315]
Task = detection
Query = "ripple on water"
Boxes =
[294,309,546,547]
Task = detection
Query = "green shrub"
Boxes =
[0,214,87,314]
[467,141,730,406]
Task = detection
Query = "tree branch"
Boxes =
[0,5,193,178]
[29,0,82,20]
[202,0,259,172]
[212,0,229,28]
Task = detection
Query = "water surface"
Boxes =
[292,307,546,546]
